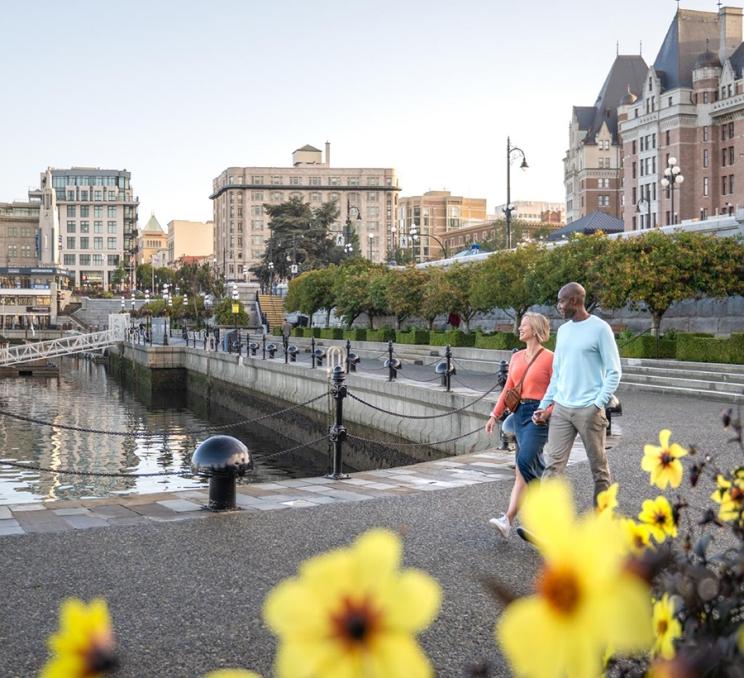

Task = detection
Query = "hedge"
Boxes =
[619,335,676,359]
[319,328,344,340]
[676,334,733,363]
[395,329,431,344]
[475,332,522,350]
[730,333,744,364]
[430,330,476,347]
[343,328,367,342]
[367,328,396,343]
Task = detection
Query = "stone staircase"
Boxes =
[619,358,744,404]
[258,294,285,333]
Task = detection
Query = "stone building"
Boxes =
[166,220,213,265]
[210,144,399,280]
[0,202,39,267]
[620,6,744,229]
[564,54,648,224]
[136,214,167,265]
[397,191,486,260]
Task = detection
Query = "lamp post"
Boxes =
[120,295,125,313]
[661,156,684,225]
[389,224,398,264]
[145,289,151,345]
[367,232,376,260]
[267,261,274,295]
[410,224,448,260]
[130,292,136,335]
[343,205,361,255]
[231,282,239,352]
[162,283,169,345]
[503,136,529,249]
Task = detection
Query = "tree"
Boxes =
[479,220,556,251]
[285,267,337,327]
[111,265,127,290]
[331,260,387,328]
[214,297,249,326]
[470,244,544,332]
[420,268,452,330]
[443,263,482,333]
[384,267,427,329]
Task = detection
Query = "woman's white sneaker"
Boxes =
[489,515,511,538]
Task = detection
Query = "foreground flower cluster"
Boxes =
[38,420,744,677]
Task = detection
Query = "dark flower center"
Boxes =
[654,512,668,526]
[730,487,743,503]
[659,451,673,467]
[330,596,381,647]
[538,566,581,615]
[657,619,668,635]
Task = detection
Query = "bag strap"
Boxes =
[513,348,544,391]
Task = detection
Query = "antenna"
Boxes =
[617,40,619,56]
[640,40,643,56]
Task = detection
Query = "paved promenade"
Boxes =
[0,390,740,677]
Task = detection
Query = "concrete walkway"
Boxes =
[1,390,740,677]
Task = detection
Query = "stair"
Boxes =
[619,358,744,404]
[258,294,285,333]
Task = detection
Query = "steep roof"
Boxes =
[141,214,164,235]
[547,211,624,241]
[653,9,719,90]
[573,106,595,130]
[729,41,744,77]
[584,55,648,144]
[294,144,321,153]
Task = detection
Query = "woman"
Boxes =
[485,312,553,538]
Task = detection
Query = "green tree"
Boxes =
[384,267,427,329]
[214,297,249,326]
[111,265,127,289]
[420,268,452,330]
[479,220,556,252]
[444,263,482,333]
[285,266,337,327]
[332,260,387,328]
[471,244,544,332]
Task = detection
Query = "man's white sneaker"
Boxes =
[489,515,511,538]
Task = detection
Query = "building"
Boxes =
[210,144,399,279]
[397,191,487,260]
[564,55,648,224]
[0,202,39,267]
[137,214,167,265]
[491,200,565,225]
[29,167,139,290]
[547,211,625,241]
[620,6,744,230]
[166,220,213,265]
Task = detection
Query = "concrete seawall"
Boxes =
[111,344,497,456]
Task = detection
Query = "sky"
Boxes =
[0,0,727,225]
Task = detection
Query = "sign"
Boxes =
[27,306,51,313]
[290,264,298,274]
[231,302,240,314]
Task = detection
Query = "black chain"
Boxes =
[0,392,328,438]
[346,379,500,420]
[348,426,482,447]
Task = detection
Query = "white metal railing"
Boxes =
[0,330,121,367]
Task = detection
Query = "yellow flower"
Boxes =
[651,594,682,659]
[710,468,744,524]
[621,518,654,556]
[638,496,677,543]
[41,598,116,678]
[641,429,687,489]
[596,483,619,519]
[204,672,261,678]
[263,528,441,678]
[495,479,653,678]
[738,624,744,654]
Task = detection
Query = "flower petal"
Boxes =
[658,429,671,448]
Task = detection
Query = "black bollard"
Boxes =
[497,360,509,388]
[445,344,452,392]
[326,365,350,480]
[311,337,316,368]
[284,336,289,364]
[262,334,266,360]
[191,435,253,511]
[387,340,395,382]
[345,339,352,374]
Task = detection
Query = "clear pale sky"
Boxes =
[0,0,724,225]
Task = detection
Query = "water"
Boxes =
[0,358,334,504]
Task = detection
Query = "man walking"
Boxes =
[531,282,621,504]
[281,317,293,349]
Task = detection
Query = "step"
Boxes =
[622,364,744,384]
[618,381,744,404]
[621,373,744,395]
[623,357,744,375]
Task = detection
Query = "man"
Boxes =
[531,282,621,504]
[281,317,293,348]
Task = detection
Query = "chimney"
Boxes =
[719,6,743,62]
[325,141,331,167]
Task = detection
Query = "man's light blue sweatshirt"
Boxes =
[539,315,621,410]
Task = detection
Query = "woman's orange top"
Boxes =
[491,348,554,418]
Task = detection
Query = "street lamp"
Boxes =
[268,261,275,295]
[231,282,239,352]
[130,292,136,335]
[343,205,361,255]
[120,295,125,313]
[503,136,529,249]
[410,224,448,260]
[162,283,169,345]
[367,232,376,260]
[144,289,151,345]
[661,156,684,225]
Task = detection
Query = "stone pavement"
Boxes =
[0,440,593,537]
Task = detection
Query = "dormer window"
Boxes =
[648,77,653,92]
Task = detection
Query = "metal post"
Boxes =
[506,137,512,250]
[326,366,350,480]
[262,333,266,360]
[311,337,316,368]
[237,328,241,357]
[284,335,289,364]
[387,340,394,382]
[345,339,351,374]
[445,344,452,392]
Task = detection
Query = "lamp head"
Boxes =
[520,158,529,170]
[668,156,677,166]
[675,174,684,184]
[661,178,670,188]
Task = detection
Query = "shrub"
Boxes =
[292,327,304,338]
[367,328,396,343]
[319,328,344,340]
[729,333,744,364]
[343,328,367,342]
[430,330,476,347]
[474,331,521,350]
[619,335,676,359]
[395,329,430,344]
[676,334,730,363]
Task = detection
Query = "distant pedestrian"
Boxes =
[281,317,293,347]
[447,312,461,329]
[531,282,622,505]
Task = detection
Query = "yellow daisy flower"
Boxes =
[651,594,682,659]
[638,496,677,543]
[710,469,744,524]
[621,518,654,556]
[641,429,687,489]
[204,672,261,678]
[496,479,653,678]
[40,598,116,678]
[596,483,619,518]
[263,528,441,678]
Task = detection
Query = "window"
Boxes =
[66,191,75,201]
[63,254,75,265]
[367,176,380,186]
[668,96,673,107]
[80,221,90,233]
[80,237,89,249]
[729,122,735,138]
[251,220,263,230]
[94,221,103,233]
[309,176,321,186]
[251,205,263,216]
[107,206,116,218]
[107,237,117,249]
[723,176,728,194]
[704,177,709,196]
[632,187,637,204]
[289,176,301,185]
[270,191,283,202]
[67,221,76,233]
[67,205,76,217]
[723,150,727,167]
[703,92,709,104]
[730,174,735,193]
[80,190,88,202]
[665,130,670,146]
[66,237,75,249]
[79,254,91,266]
[94,191,102,201]
[329,176,340,186]
[729,146,735,165]
[107,255,119,266]
[107,221,116,233]
[271,175,282,185]
[703,126,709,142]
[632,161,636,179]
[367,192,378,202]
[703,149,709,167]
[310,192,321,202]
[347,177,360,186]
[94,206,102,217]
[92,254,103,266]
[107,192,116,201]
[632,140,636,154]
[251,175,263,184]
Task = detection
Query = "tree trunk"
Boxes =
[652,312,663,338]
[428,318,434,331]
[325,308,331,328]
[368,314,375,329]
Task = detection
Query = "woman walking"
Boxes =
[485,312,553,538]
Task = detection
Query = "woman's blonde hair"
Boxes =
[523,312,550,344]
